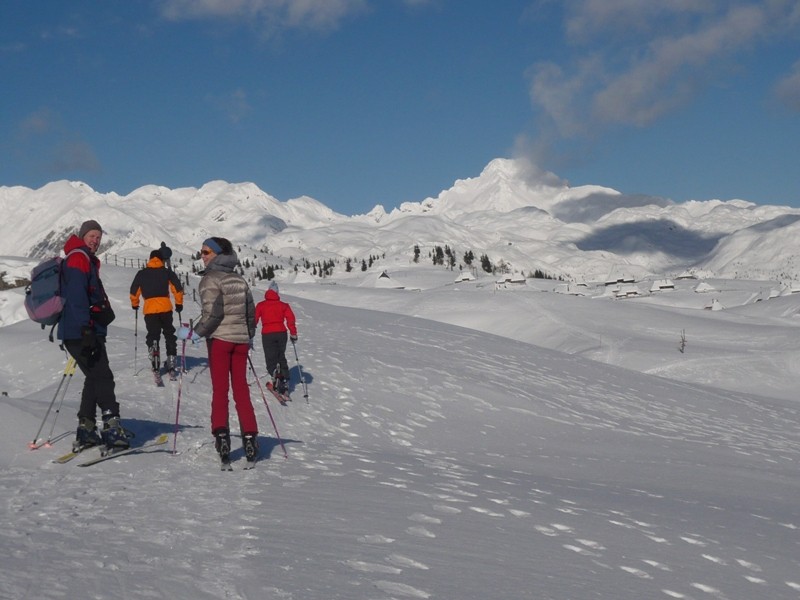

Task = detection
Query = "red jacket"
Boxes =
[254,289,297,336]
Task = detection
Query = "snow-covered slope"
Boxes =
[2,261,800,599]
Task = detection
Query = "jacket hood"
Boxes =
[264,289,280,301]
[206,252,239,273]
[147,256,165,269]
[63,234,89,254]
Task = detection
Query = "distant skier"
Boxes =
[254,280,297,395]
[59,219,130,451]
[130,249,184,374]
[159,241,173,271]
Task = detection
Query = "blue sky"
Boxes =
[2,1,799,215]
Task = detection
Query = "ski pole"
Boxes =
[172,345,184,455]
[29,356,76,449]
[134,307,139,375]
[290,339,309,400]
[181,318,193,374]
[172,319,192,454]
[248,355,288,458]
[41,357,77,447]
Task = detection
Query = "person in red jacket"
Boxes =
[254,281,297,394]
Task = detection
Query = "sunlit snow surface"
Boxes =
[1,263,799,600]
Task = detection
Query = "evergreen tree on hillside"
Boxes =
[480,254,493,273]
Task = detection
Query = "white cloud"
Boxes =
[529,2,797,136]
[592,4,766,127]
[18,108,56,137]
[13,109,100,177]
[564,0,716,42]
[206,88,253,124]
[774,60,800,112]
[158,0,368,32]
[50,139,101,174]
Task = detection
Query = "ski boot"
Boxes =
[164,354,177,372]
[73,417,103,452]
[148,344,160,372]
[275,374,288,395]
[243,433,259,463]
[101,413,131,451]
[214,428,231,462]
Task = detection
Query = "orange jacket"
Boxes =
[129,256,184,315]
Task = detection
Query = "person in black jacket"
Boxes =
[159,241,173,270]
[130,249,184,373]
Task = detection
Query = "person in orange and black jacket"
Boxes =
[130,249,184,373]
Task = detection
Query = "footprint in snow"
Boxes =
[344,559,402,574]
[374,580,431,599]
[386,554,429,570]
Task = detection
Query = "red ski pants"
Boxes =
[207,338,258,436]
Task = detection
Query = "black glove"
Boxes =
[290,335,298,342]
[132,306,138,312]
[80,326,98,357]
[176,304,183,314]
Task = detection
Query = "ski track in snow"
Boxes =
[2,276,800,599]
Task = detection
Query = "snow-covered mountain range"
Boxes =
[2,157,799,283]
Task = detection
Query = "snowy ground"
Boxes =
[1,263,799,599]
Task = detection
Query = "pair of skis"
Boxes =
[267,382,291,405]
[221,458,257,471]
[220,455,258,471]
[218,440,258,471]
[53,433,169,467]
[53,433,256,470]
[152,364,178,387]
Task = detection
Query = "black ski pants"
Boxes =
[63,337,120,422]
[261,331,289,378]
[144,311,177,356]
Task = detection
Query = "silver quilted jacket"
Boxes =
[193,252,255,343]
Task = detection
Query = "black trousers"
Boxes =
[63,337,120,422]
[144,311,177,356]
[261,332,289,378]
